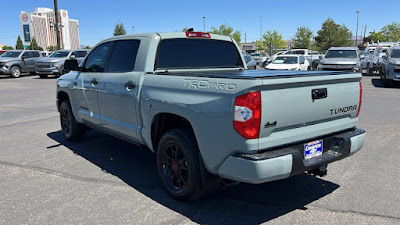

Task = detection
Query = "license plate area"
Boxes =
[304,140,323,159]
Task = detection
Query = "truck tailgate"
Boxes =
[258,72,361,150]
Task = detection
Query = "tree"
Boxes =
[315,18,353,51]
[258,30,286,54]
[369,31,387,42]
[28,37,43,51]
[209,24,241,44]
[292,26,313,49]
[113,22,126,36]
[15,36,24,50]
[381,22,400,42]
[182,27,189,32]
[2,46,14,50]
[83,46,92,49]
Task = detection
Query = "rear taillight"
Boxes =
[233,92,261,139]
[357,81,362,117]
[186,31,211,38]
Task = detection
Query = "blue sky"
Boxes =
[1,0,399,47]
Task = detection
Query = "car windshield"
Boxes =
[286,50,305,55]
[391,49,400,58]
[325,50,357,58]
[50,51,71,58]
[273,56,298,64]
[1,51,22,58]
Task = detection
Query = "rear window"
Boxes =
[155,39,243,69]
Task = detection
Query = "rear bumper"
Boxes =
[218,128,366,184]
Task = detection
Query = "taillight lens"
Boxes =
[356,81,362,117]
[233,92,261,139]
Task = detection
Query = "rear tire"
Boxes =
[10,66,21,78]
[60,100,86,141]
[157,129,205,201]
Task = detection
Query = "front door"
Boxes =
[72,41,114,126]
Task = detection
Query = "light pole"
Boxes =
[355,11,359,47]
[362,25,367,45]
[203,17,206,32]
[260,16,262,41]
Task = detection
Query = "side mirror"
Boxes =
[64,59,79,71]
[382,55,387,60]
[319,56,323,60]
[360,55,365,60]
[21,55,27,60]
[70,54,76,59]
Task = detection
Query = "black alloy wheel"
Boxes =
[162,143,189,190]
[157,129,204,201]
[59,100,86,141]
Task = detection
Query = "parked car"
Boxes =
[258,55,270,67]
[262,51,287,67]
[0,50,42,78]
[243,54,257,69]
[285,49,323,70]
[250,52,263,62]
[58,31,365,201]
[318,47,361,72]
[360,49,382,75]
[35,49,90,78]
[379,46,400,87]
[265,54,309,70]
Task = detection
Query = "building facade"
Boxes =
[19,7,80,50]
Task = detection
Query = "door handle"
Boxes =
[312,88,327,101]
[91,78,98,86]
[125,81,136,91]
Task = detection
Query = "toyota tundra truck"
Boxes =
[57,31,366,201]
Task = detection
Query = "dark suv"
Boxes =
[0,50,42,78]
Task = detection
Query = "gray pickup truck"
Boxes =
[57,32,366,200]
[0,50,42,78]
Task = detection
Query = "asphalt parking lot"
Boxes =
[0,73,399,224]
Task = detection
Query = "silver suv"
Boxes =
[318,47,361,72]
[35,49,90,78]
[0,50,42,78]
[380,46,400,87]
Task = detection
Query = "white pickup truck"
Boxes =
[285,49,323,70]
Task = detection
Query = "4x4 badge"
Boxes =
[264,121,277,128]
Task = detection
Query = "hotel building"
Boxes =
[19,7,80,50]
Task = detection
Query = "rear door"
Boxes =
[72,41,114,125]
[97,39,143,142]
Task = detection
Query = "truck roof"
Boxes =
[100,32,233,43]
[328,47,358,50]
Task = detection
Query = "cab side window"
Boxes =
[107,40,140,72]
[22,52,30,58]
[83,42,114,72]
[31,51,40,58]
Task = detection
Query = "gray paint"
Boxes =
[57,32,365,182]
